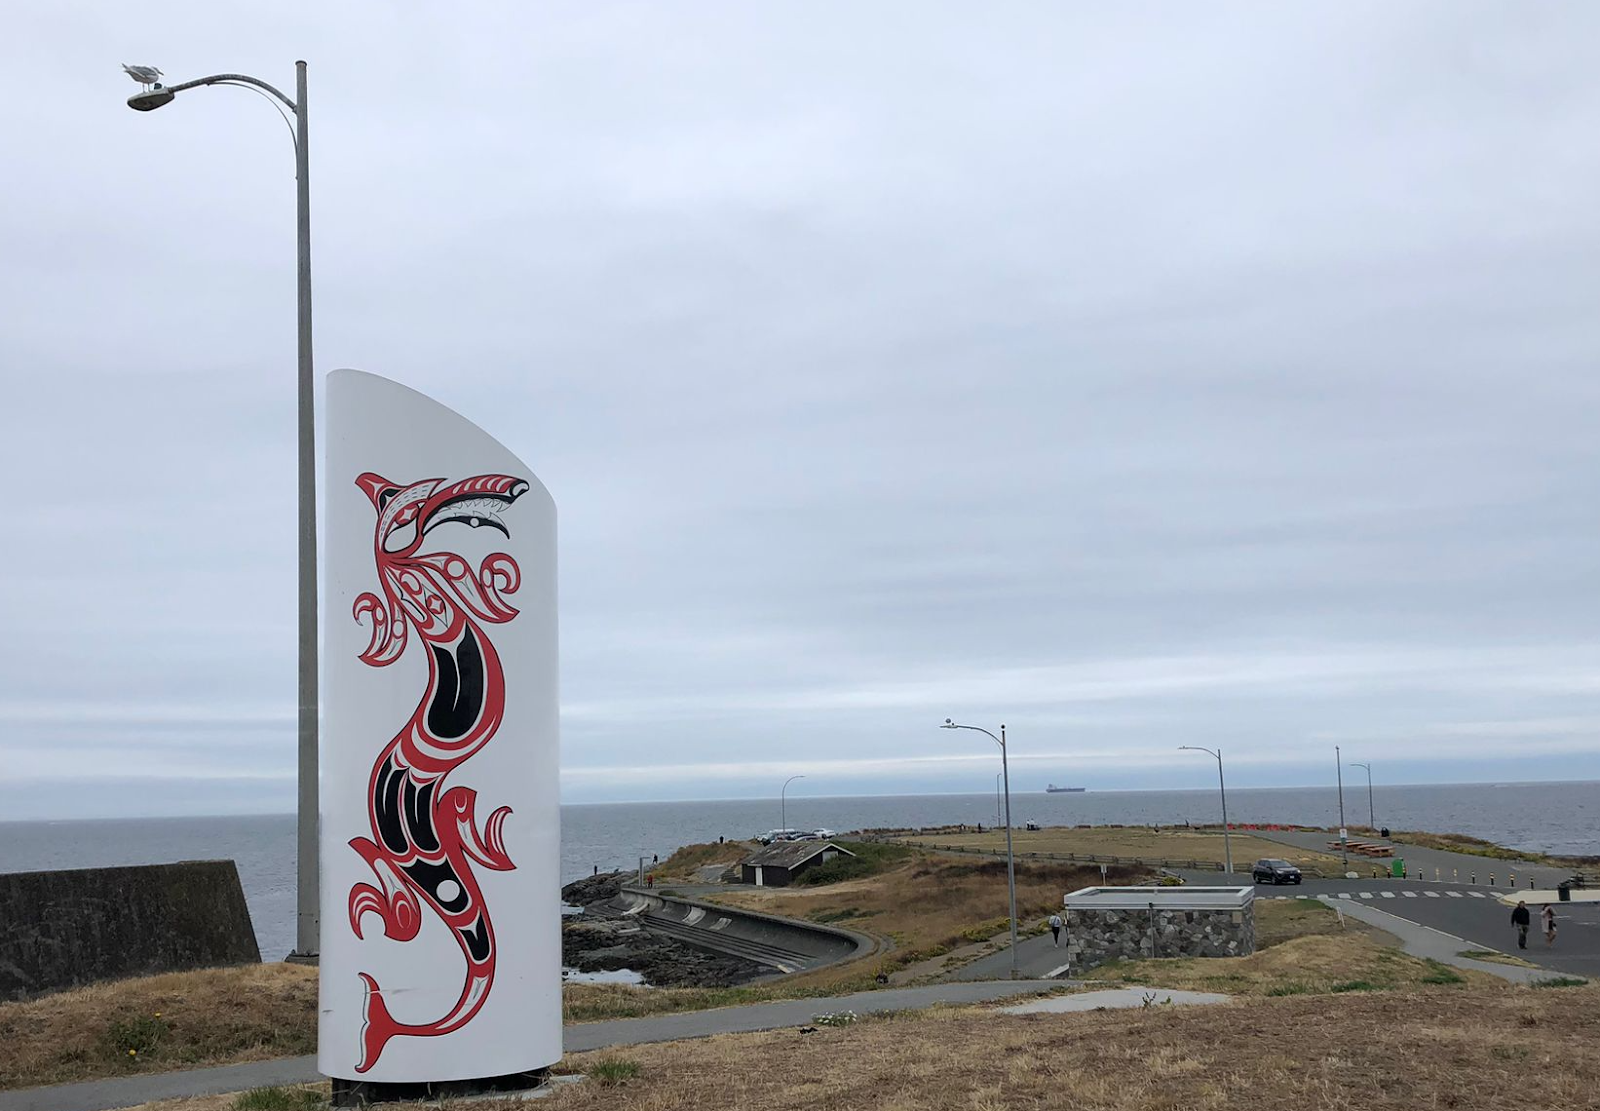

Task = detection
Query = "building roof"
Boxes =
[741,841,856,869]
[1062,885,1254,911]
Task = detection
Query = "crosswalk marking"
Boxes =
[1426,891,1441,898]
[1274,895,1288,900]
[1403,892,1418,898]
[1359,892,1374,899]
[1469,892,1487,899]
[1338,893,1352,900]
[1295,895,1308,900]
[1448,891,1464,898]
[1380,892,1396,899]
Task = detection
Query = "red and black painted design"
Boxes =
[346,471,530,1073]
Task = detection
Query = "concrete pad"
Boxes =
[999,988,1231,1015]
[1501,890,1600,905]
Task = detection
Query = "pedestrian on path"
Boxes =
[1048,913,1063,947]
[1542,903,1557,947]
[1511,900,1531,949]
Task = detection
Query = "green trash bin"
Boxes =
[1392,858,1405,878]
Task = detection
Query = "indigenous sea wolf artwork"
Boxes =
[321,370,560,1091]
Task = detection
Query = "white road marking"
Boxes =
[1469,892,1487,899]
[1338,893,1352,900]
[1381,892,1396,899]
[1359,893,1374,899]
[1045,962,1073,978]
[1448,891,1464,898]
[1426,892,1441,898]
[1275,895,1288,900]
[1403,892,1418,898]
[1295,895,1308,900]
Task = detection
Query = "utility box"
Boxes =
[1392,859,1405,878]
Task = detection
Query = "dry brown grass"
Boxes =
[708,852,1143,988]
[901,826,1346,874]
[532,983,1600,1110]
[652,840,754,880]
[0,963,317,1091]
[128,985,1600,1111]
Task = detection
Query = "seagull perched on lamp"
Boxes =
[122,64,163,89]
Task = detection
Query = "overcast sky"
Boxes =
[4,3,1600,819]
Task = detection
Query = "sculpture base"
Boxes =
[331,1068,550,1106]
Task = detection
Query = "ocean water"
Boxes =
[3,780,1594,961]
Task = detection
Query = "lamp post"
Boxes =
[944,719,1018,979]
[126,63,319,961]
[1178,746,1231,874]
[1335,746,1349,868]
[781,775,806,835]
[1350,762,1375,832]
[995,771,1003,831]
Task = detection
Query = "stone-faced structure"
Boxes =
[1059,886,1255,973]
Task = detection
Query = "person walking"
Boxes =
[1542,903,1557,947]
[1048,912,1063,947]
[1511,900,1532,949]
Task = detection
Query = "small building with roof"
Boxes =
[740,841,856,887]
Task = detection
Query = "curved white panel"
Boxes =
[319,369,560,1083]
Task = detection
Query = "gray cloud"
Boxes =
[4,2,1600,815]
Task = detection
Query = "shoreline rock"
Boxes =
[561,872,766,988]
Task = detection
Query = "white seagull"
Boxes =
[122,64,163,88]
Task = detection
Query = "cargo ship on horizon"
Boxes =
[1045,784,1086,793]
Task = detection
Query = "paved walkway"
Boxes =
[1319,896,1553,984]
[999,988,1230,1014]
[0,981,1059,1111]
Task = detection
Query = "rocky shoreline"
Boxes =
[561,872,766,988]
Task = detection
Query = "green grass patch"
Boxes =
[588,1057,642,1086]
[103,1014,169,1058]
[1420,960,1465,985]
[1531,977,1589,989]
[796,841,915,886]
[1265,983,1312,996]
[234,1088,325,1111]
[1330,980,1382,993]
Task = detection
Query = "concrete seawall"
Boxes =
[0,860,260,1001]
[601,889,877,975]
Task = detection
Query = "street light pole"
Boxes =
[127,63,319,960]
[1350,762,1374,832]
[995,772,1002,830]
[944,720,1018,979]
[781,775,806,834]
[1178,746,1231,874]
[1336,745,1348,869]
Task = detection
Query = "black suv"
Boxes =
[1252,858,1302,885]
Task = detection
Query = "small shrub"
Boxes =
[234,1088,324,1111]
[1531,977,1589,989]
[1265,983,1311,997]
[104,1014,169,1058]
[813,1010,858,1027]
[796,841,915,886]
[1330,980,1381,993]
[588,1057,642,1086]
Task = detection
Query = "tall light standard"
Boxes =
[1178,746,1231,874]
[995,771,1003,830]
[126,63,319,960]
[1335,745,1349,869]
[944,719,1018,979]
[1350,761,1375,832]
[781,775,806,834]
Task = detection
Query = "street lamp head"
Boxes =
[942,718,955,728]
[127,87,176,111]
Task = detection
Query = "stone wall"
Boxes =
[0,860,260,1000]
[1063,904,1253,973]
